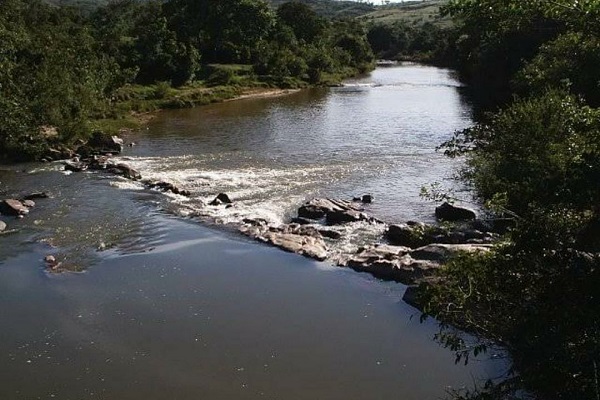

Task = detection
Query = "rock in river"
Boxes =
[410,243,492,262]
[0,199,29,216]
[262,232,328,261]
[0,220,6,232]
[209,193,232,206]
[434,201,476,221]
[340,244,439,284]
[297,198,362,220]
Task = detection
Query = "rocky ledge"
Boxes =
[234,197,504,297]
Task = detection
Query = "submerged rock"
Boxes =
[0,199,29,216]
[23,192,49,200]
[435,202,476,221]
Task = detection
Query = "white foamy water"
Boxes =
[108,64,473,251]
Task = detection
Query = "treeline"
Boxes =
[417,1,600,399]
[0,0,374,160]
[366,21,456,65]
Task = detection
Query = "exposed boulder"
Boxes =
[87,155,110,170]
[0,220,6,232]
[43,255,61,271]
[209,193,232,206]
[435,202,476,221]
[0,199,29,216]
[325,209,370,225]
[387,221,496,247]
[297,198,362,220]
[386,223,437,247]
[22,200,35,208]
[63,160,88,172]
[341,244,439,284]
[410,243,492,262]
[112,163,141,180]
[262,232,328,261]
[361,194,373,203]
[85,131,124,154]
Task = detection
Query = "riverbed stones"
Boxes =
[435,202,477,221]
[0,199,29,216]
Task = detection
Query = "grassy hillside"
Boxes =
[268,0,375,18]
[45,0,447,25]
[359,0,451,27]
[45,0,376,18]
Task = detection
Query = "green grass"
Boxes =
[359,0,451,28]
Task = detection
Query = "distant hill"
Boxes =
[359,0,451,27]
[44,0,447,25]
[45,0,376,18]
[268,0,375,18]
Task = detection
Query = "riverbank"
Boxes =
[91,85,303,136]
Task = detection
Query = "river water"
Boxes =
[0,64,504,399]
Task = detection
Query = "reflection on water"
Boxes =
[118,64,472,226]
[0,64,505,399]
[0,217,506,400]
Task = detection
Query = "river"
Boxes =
[0,64,505,399]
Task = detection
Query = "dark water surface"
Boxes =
[0,64,505,399]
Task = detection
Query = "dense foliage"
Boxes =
[420,1,600,399]
[366,21,457,65]
[0,0,374,160]
[441,0,600,108]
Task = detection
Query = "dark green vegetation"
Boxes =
[0,0,374,161]
[416,1,600,399]
[366,21,455,64]
[362,1,454,64]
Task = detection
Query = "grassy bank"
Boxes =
[89,63,365,136]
